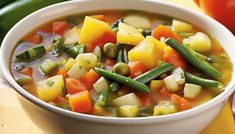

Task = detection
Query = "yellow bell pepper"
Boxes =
[117,23,145,45]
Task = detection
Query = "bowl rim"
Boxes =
[1,0,235,124]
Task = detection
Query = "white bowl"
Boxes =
[1,0,235,134]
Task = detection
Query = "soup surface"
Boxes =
[11,10,232,117]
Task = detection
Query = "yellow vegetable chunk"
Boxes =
[64,58,76,71]
[36,75,64,102]
[64,27,81,44]
[146,36,166,60]
[119,105,139,117]
[117,23,145,45]
[172,19,194,33]
[79,16,110,44]
[150,80,164,91]
[128,38,158,69]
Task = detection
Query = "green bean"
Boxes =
[123,47,129,64]
[109,81,120,92]
[165,38,222,79]
[134,63,174,84]
[184,72,224,90]
[116,45,128,64]
[94,67,150,93]
[116,45,123,62]
[95,91,108,107]
[52,38,63,57]
[93,46,102,62]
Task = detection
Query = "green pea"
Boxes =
[112,62,129,76]
[103,43,119,58]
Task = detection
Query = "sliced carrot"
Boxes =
[56,68,68,79]
[54,96,68,105]
[152,24,182,42]
[128,61,148,78]
[170,93,192,111]
[39,22,53,33]
[24,34,42,44]
[163,53,187,70]
[90,15,106,22]
[80,69,100,89]
[69,90,92,113]
[135,92,152,106]
[66,78,87,95]
[53,21,70,35]
[159,86,171,97]
[19,67,33,77]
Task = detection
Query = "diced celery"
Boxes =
[40,59,58,75]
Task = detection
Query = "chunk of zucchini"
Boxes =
[119,105,139,117]
[153,101,177,116]
[36,75,64,102]
[40,59,58,75]
[16,46,46,61]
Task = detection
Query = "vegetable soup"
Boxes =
[11,10,232,117]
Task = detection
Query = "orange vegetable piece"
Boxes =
[90,15,106,22]
[135,92,152,106]
[19,67,33,77]
[56,68,68,79]
[80,69,100,89]
[86,30,117,52]
[163,53,187,70]
[69,90,92,113]
[170,93,192,111]
[53,21,70,35]
[66,78,87,95]
[152,24,182,42]
[24,34,42,44]
[159,86,171,97]
[128,61,148,78]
